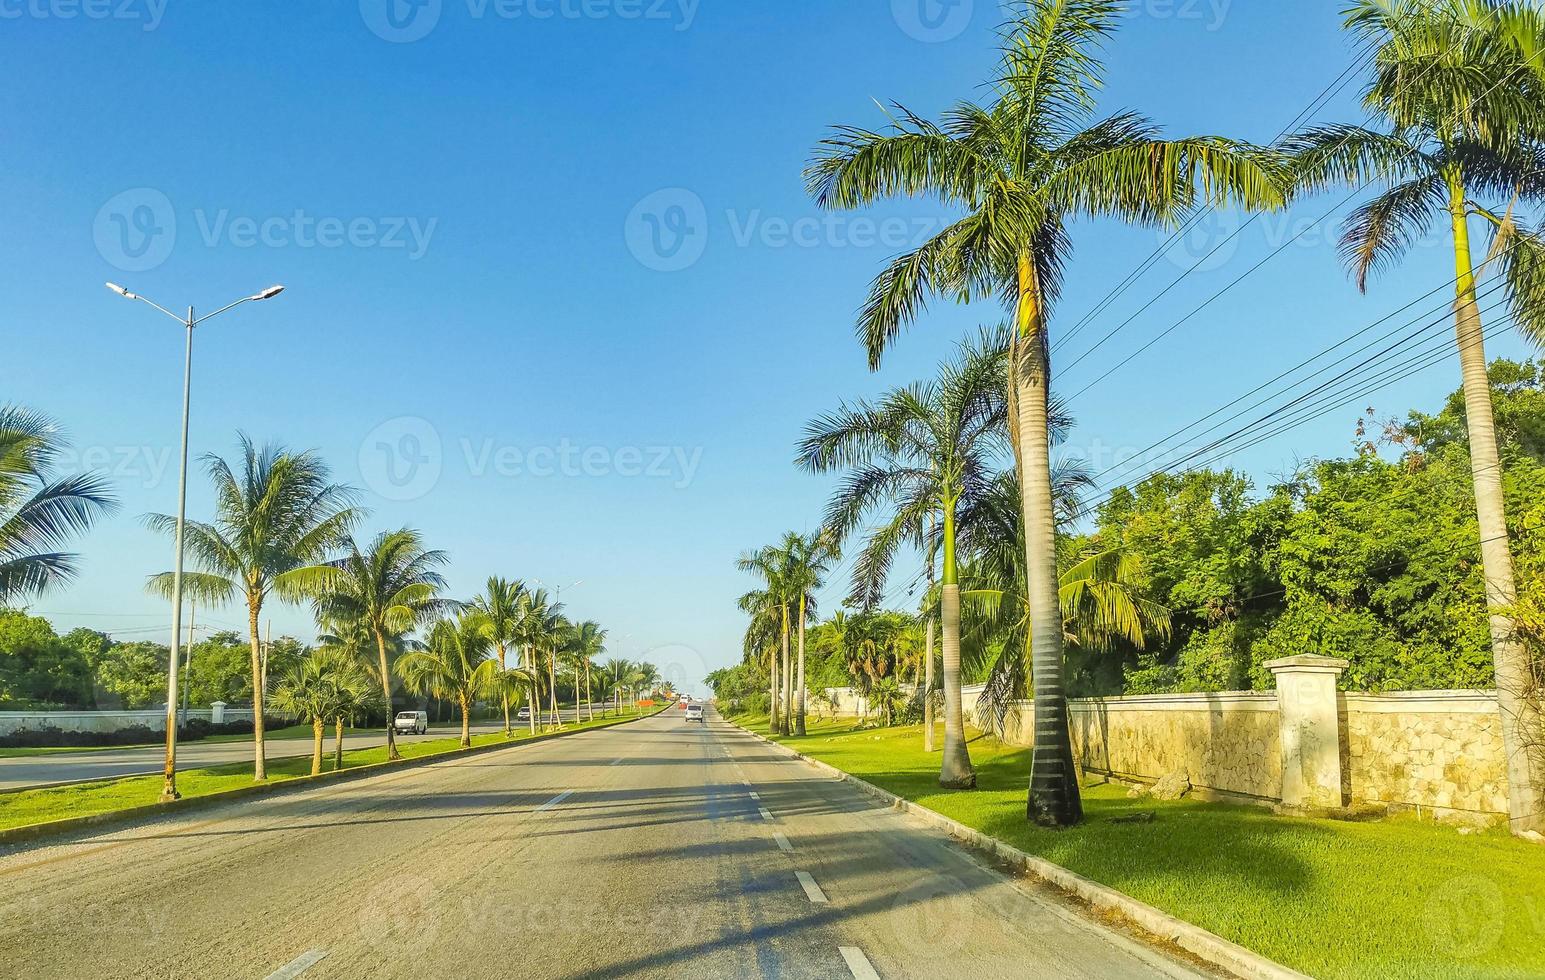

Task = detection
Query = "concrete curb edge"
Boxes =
[0,706,670,849]
[731,720,1312,980]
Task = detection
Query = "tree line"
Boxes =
[722,0,1545,837]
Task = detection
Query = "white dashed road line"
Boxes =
[794,870,829,905]
[264,949,328,980]
[758,807,774,822]
[610,757,627,766]
[839,946,881,980]
[772,832,793,853]
[749,791,760,800]
[535,789,574,812]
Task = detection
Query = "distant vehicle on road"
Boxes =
[394,711,428,735]
[685,704,704,723]
[516,706,531,722]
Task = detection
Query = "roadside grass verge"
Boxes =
[0,724,355,757]
[0,707,649,832]
[738,714,1545,980]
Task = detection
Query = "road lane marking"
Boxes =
[265,949,328,980]
[536,789,574,812]
[795,870,829,904]
[839,947,880,980]
[749,791,760,800]
[610,757,627,766]
[772,832,793,853]
[758,807,774,822]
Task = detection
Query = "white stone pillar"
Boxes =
[210,701,226,725]
[1267,655,1348,810]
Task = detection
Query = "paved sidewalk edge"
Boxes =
[0,706,672,849]
[730,719,1312,980]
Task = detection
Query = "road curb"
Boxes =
[730,720,1311,980]
[0,708,668,850]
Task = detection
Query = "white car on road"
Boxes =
[684,704,704,723]
[394,711,428,735]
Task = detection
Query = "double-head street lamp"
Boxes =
[105,281,285,802]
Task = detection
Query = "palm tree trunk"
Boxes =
[1016,256,1081,825]
[795,595,808,736]
[334,717,345,771]
[938,505,975,789]
[548,650,561,728]
[926,516,938,753]
[768,645,781,733]
[248,601,268,781]
[1449,175,1544,835]
[375,629,400,761]
[310,717,324,776]
[780,606,793,734]
[460,694,472,748]
[499,643,511,737]
[526,645,538,735]
[586,664,595,721]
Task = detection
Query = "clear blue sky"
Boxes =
[2,1,1531,695]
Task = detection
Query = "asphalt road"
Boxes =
[0,707,1208,979]
[0,707,614,791]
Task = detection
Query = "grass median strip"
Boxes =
[0,708,650,833]
[738,713,1545,980]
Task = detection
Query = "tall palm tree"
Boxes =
[599,657,631,715]
[315,612,386,769]
[475,577,528,737]
[0,405,116,605]
[515,587,555,733]
[397,611,506,749]
[783,530,840,736]
[1284,0,1545,834]
[798,333,1006,788]
[147,436,357,781]
[564,620,607,722]
[806,0,1283,824]
[736,570,789,733]
[268,648,380,775]
[311,529,449,761]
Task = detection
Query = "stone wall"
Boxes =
[0,706,256,735]
[820,679,1513,818]
[1342,691,1507,818]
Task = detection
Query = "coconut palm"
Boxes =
[563,620,607,722]
[1283,0,1545,834]
[146,436,358,781]
[267,648,380,776]
[783,530,840,736]
[599,658,631,715]
[311,529,449,761]
[0,406,116,605]
[807,0,1283,824]
[397,611,504,748]
[518,594,567,728]
[474,577,528,736]
[798,333,1007,788]
[315,613,386,769]
[736,569,791,732]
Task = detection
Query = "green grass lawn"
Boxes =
[0,707,650,833]
[739,714,1545,980]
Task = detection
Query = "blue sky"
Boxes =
[2,1,1532,695]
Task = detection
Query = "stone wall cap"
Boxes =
[1263,655,1350,673]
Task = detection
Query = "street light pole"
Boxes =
[105,282,285,803]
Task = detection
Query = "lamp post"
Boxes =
[105,281,285,802]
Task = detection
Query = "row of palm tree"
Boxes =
[789,0,1545,835]
[737,530,839,738]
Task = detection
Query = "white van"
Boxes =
[684,704,704,723]
[394,710,428,735]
